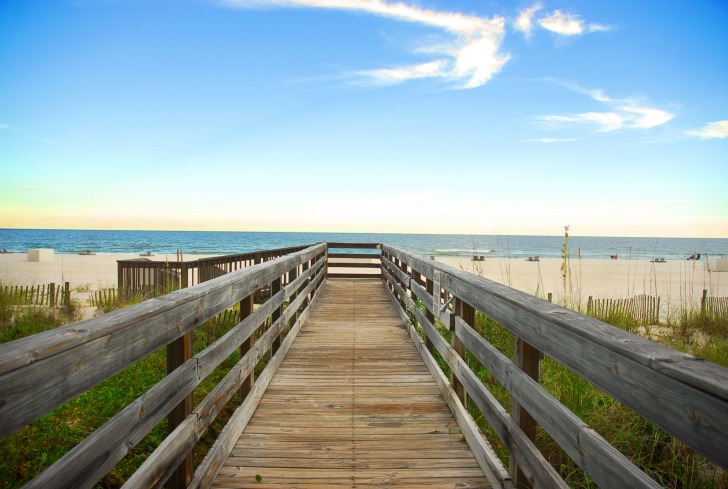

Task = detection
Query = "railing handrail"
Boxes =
[0,243,327,488]
[381,244,728,488]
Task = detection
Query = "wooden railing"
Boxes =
[116,245,311,294]
[0,243,327,489]
[380,244,728,489]
[326,242,381,279]
[3,241,728,488]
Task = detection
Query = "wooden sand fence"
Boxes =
[1,282,70,307]
[702,290,728,322]
[116,245,309,296]
[587,294,660,325]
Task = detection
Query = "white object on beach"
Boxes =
[708,257,728,272]
[27,248,54,262]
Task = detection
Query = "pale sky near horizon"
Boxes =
[1,0,726,238]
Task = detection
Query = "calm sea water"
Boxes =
[1,229,726,261]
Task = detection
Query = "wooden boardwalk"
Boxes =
[211,278,491,489]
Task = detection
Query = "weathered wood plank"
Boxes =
[409,306,567,489]
[0,244,327,439]
[326,242,380,249]
[189,276,325,489]
[382,244,728,470]
[206,279,491,489]
[380,288,512,489]
[455,318,660,488]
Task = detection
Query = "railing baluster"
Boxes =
[240,293,255,402]
[452,297,471,406]
[425,276,435,354]
[167,331,193,488]
[271,276,282,353]
[511,337,541,489]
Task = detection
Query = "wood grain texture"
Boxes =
[0,244,327,440]
[382,245,728,471]
[207,279,491,489]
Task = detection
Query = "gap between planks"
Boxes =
[210,279,491,489]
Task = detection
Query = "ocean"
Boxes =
[1,229,726,261]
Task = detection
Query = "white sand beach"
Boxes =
[0,252,220,290]
[1,251,725,314]
[435,256,726,310]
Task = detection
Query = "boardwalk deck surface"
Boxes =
[210,278,491,488]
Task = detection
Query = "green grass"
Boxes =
[0,283,277,488]
[462,306,728,488]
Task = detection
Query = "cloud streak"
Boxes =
[514,4,609,37]
[536,83,674,132]
[538,10,608,36]
[686,120,728,139]
[223,0,509,88]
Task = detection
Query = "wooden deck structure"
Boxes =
[1,242,727,489]
[211,279,490,488]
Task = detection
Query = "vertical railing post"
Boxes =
[167,331,193,488]
[301,261,310,311]
[271,276,282,353]
[396,259,408,310]
[180,263,189,289]
[239,293,255,403]
[511,336,540,489]
[425,276,435,354]
[289,265,299,323]
[324,245,329,280]
[452,297,471,406]
[410,269,422,331]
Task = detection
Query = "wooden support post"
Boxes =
[289,266,299,321]
[239,294,254,403]
[180,263,189,289]
[397,259,408,310]
[410,270,422,331]
[425,277,435,353]
[167,332,193,489]
[452,298,471,406]
[271,277,282,353]
[301,261,310,311]
[510,336,541,489]
[701,289,708,325]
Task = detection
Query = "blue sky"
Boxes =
[1,0,726,237]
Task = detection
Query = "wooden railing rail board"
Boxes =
[116,245,312,292]
[3,240,728,488]
[125,270,325,489]
[380,244,728,487]
[326,242,381,279]
[0,243,326,489]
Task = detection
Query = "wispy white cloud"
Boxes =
[536,83,674,132]
[538,9,609,36]
[223,0,509,88]
[514,3,542,38]
[0,123,8,129]
[514,4,609,38]
[686,120,728,139]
